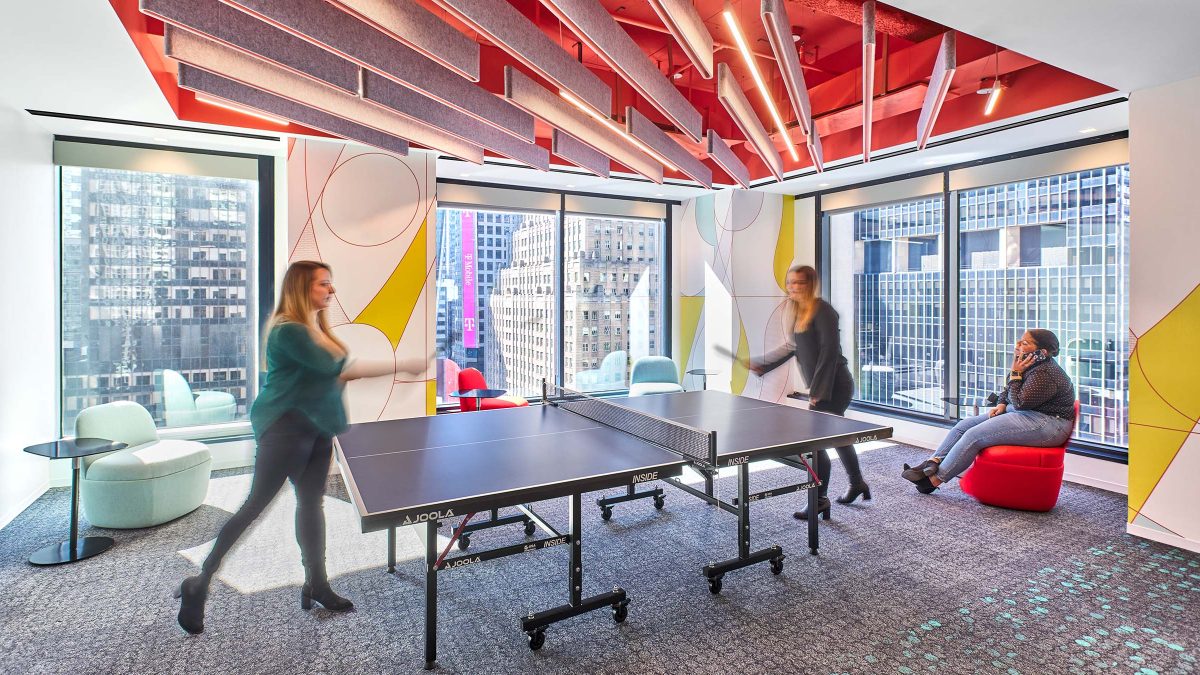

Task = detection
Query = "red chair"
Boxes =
[456,368,528,412]
[959,401,1079,512]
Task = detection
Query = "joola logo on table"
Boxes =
[631,471,658,483]
[855,434,879,443]
[443,556,481,569]
[402,509,455,525]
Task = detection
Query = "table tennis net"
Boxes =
[543,382,716,469]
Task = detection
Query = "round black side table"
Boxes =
[23,437,127,565]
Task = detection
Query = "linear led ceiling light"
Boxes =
[540,0,702,142]
[504,67,662,183]
[706,129,750,189]
[715,62,784,181]
[723,4,798,162]
[559,90,678,173]
[646,0,714,79]
[761,0,820,170]
[429,0,610,116]
[862,0,876,163]
[916,31,956,149]
[980,47,1003,116]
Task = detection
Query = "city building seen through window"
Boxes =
[60,165,258,434]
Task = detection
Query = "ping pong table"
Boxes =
[335,384,892,669]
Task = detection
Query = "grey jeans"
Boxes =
[932,409,1074,482]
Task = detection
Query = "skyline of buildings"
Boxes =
[434,208,664,401]
[60,166,256,431]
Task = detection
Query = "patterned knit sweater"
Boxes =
[997,357,1076,419]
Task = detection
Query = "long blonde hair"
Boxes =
[262,260,347,369]
[782,264,820,334]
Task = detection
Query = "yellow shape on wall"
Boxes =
[1128,282,1200,523]
[353,219,427,350]
[732,320,750,395]
[773,195,795,292]
[426,379,437,417]
[679,296,705,378]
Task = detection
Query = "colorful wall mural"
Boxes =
[286,138,435,423]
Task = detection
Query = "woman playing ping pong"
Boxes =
[175,260,422,635]
[746,264,870,520]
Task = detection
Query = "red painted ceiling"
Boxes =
[112,0,1113,185]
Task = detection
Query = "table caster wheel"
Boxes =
[600,506,613,521]
[612,600,629,623]
[457,534,471,551]
[653,495,665,510]
[527,628,546,651]
[524,520,536,536]
[770,556,785,575]
[708,575,724,594]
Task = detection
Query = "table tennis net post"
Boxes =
[542,381,717,472]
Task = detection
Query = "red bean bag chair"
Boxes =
[959,401,1079,512]
[456,368,528,412]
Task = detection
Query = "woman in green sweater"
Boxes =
[176,260,417,635]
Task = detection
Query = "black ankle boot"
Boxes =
[836,482,872,504]
[913,477,938,494]
[793,496,831,521]
[301,581,354,612]
[902,460,939,482]
[174,574,209,635]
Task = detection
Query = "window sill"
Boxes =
[157,420,253,443]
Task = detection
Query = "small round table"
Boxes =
[449,388,508,410]
[23,437,127,565]
[686,369,717,391]
[942,396,989,417]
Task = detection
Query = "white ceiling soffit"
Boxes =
[0,0,174,122]
[885,0,1200,92]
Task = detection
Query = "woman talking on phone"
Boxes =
[902,328,1075,494]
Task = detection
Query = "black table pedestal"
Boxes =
[29,456,113,566]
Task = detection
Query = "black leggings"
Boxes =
[201,411,333,580]
[807,369,865,498]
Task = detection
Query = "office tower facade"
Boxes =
[830,164,1130,448]
[59,166,257,431]
[958,165,1131,446]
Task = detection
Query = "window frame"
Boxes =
[811,133,1130,463]
[55,137,275,442]
[433,182,675,411]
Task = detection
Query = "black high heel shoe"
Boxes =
[836,482,872,504]
[793,496,831,521]
[301,582,354,612]
[173,575,208,635]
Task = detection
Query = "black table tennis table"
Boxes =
[335,385,892,669]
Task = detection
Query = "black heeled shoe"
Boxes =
[301,582,354,612]
[173,575,208,635]
[913,477,938,494]
[901,460,939,482]
[793,496,831,521]
[836,482,872,504]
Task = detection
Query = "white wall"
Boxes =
[1127,73,1200,553]
[0,104,57,529]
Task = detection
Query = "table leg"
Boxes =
[423,520,438,670]
[807,452,819,556]
[29,457,114,566]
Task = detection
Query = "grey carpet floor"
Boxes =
[1,443,1197,674]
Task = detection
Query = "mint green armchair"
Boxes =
[628,356,685,397]
[158,369,236,427]
[76,401,212,529]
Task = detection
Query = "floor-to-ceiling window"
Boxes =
[59,151,262,434]
[563,214,665,393]
[828,196,945,413]
[958,165,1131,446]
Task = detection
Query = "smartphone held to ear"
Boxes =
[1016,349,1047,363]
